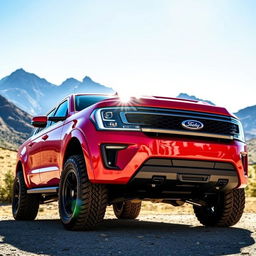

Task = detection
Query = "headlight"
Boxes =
[233,120,245,142]
[91,107,140,131]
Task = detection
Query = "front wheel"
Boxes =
[59,155,108,231]
[193,188,245,227]
[12,172,40,220]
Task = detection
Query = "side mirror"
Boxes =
[48,116,67,122]
[31,116,47,128]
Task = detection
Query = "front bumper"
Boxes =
[130,158,238,192]
[83,122,247,189]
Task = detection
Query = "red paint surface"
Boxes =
[16,95,248,189]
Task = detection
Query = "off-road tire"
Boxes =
[113,200,141,219]
[59,155,108,231]
[193,188,245,227]
[12,171,40,220]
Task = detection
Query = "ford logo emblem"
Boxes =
[181,120,204,130]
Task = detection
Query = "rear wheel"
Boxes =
[12,171,40,220]
[113,200,141,219]
[193,188,245,227]
[59,155,108,230]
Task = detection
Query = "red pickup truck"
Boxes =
[12,94,248,230]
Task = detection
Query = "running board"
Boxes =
[27,186,58,194]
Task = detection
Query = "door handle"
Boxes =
[42,134,49,141]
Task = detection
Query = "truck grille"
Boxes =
[122,108,239,140]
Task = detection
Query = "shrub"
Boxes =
[0,170,14,203]
[246,165,256,197]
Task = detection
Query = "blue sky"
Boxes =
[0,0,255,112]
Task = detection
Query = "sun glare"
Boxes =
[116,87,146,105]
[118,94,131,103]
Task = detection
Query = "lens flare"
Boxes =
[119,94,131,103]
[72,199,82,217]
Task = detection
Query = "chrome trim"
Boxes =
[31,166,59,174]
[120,112,130,124]
[105,145,127,149]
[141,128,234,140]
[30,169,40,174]
[27,186,58,194]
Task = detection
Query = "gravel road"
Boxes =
[0,205,255,256]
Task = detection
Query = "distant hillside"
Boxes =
[235,105,256,140]
[177,93,215,106]
[247,138,256,164]
[0,95,33,149]
[0,69,115,115]
[177,93,256,140]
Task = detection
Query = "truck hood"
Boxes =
[93,96,235,118]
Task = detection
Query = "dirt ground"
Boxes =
[0,199,256,256]
[1,197,256,218]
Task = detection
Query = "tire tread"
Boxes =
[12,172,40,220]
[59,155,108,230]
[193,188,245,227]
[113,201,141,219]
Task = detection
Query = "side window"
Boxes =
[54,101,68,117]
[46,109,56,128]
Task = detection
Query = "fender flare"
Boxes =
[16,153,30,188]
[61,128,95,181]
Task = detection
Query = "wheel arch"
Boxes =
[63,137,83,163]
[15,160,30,188]
[16,160,23,174]
[61,129,94,181]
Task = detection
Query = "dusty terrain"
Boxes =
[0,200,256,256]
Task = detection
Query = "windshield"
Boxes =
[75,95,112,111]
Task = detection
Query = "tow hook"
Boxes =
[151,176,165,187]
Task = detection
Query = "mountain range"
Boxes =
[233,105,256,140]
[0,69,255,149]
[177,93,215,106]
[0,69,114,115]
